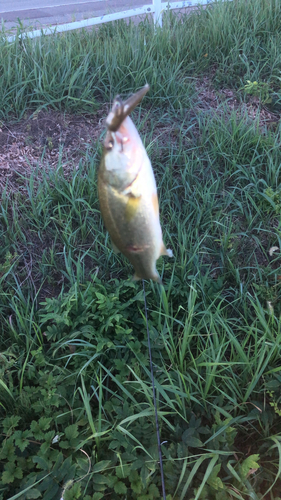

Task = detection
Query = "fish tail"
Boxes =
[132,272,162,284]
[132,273,142,282]
[152,272,163,284]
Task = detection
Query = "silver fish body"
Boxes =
[98,85,173,282]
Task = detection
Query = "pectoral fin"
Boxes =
[160,243,173,257]
[152,193,159,216]
[125,195,141,222]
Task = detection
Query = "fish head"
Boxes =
[101,85,150,191]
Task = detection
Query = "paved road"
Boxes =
[1,0,149,31]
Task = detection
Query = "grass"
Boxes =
[1,0,281,498]
[1,0,281,118]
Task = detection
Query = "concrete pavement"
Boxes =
[1,0,149,31]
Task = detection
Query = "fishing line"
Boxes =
[142,280,166,500]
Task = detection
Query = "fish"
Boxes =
[98,84,173,283]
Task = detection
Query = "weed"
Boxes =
[243,80,272,104]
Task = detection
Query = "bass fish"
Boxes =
[98,84,173,283]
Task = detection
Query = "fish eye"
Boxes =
[105,139,114,150]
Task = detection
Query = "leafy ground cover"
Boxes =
[1,0,281,498]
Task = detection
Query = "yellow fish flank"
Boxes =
[98,85,173,282]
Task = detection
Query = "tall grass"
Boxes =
[1,0,281,118]
[1,103,281,496]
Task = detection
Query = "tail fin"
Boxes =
[133,272,162,284]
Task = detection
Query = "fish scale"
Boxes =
[98,84,173,282]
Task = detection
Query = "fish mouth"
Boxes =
[105,84,150,132]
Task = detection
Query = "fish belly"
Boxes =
[98,178,164,281]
